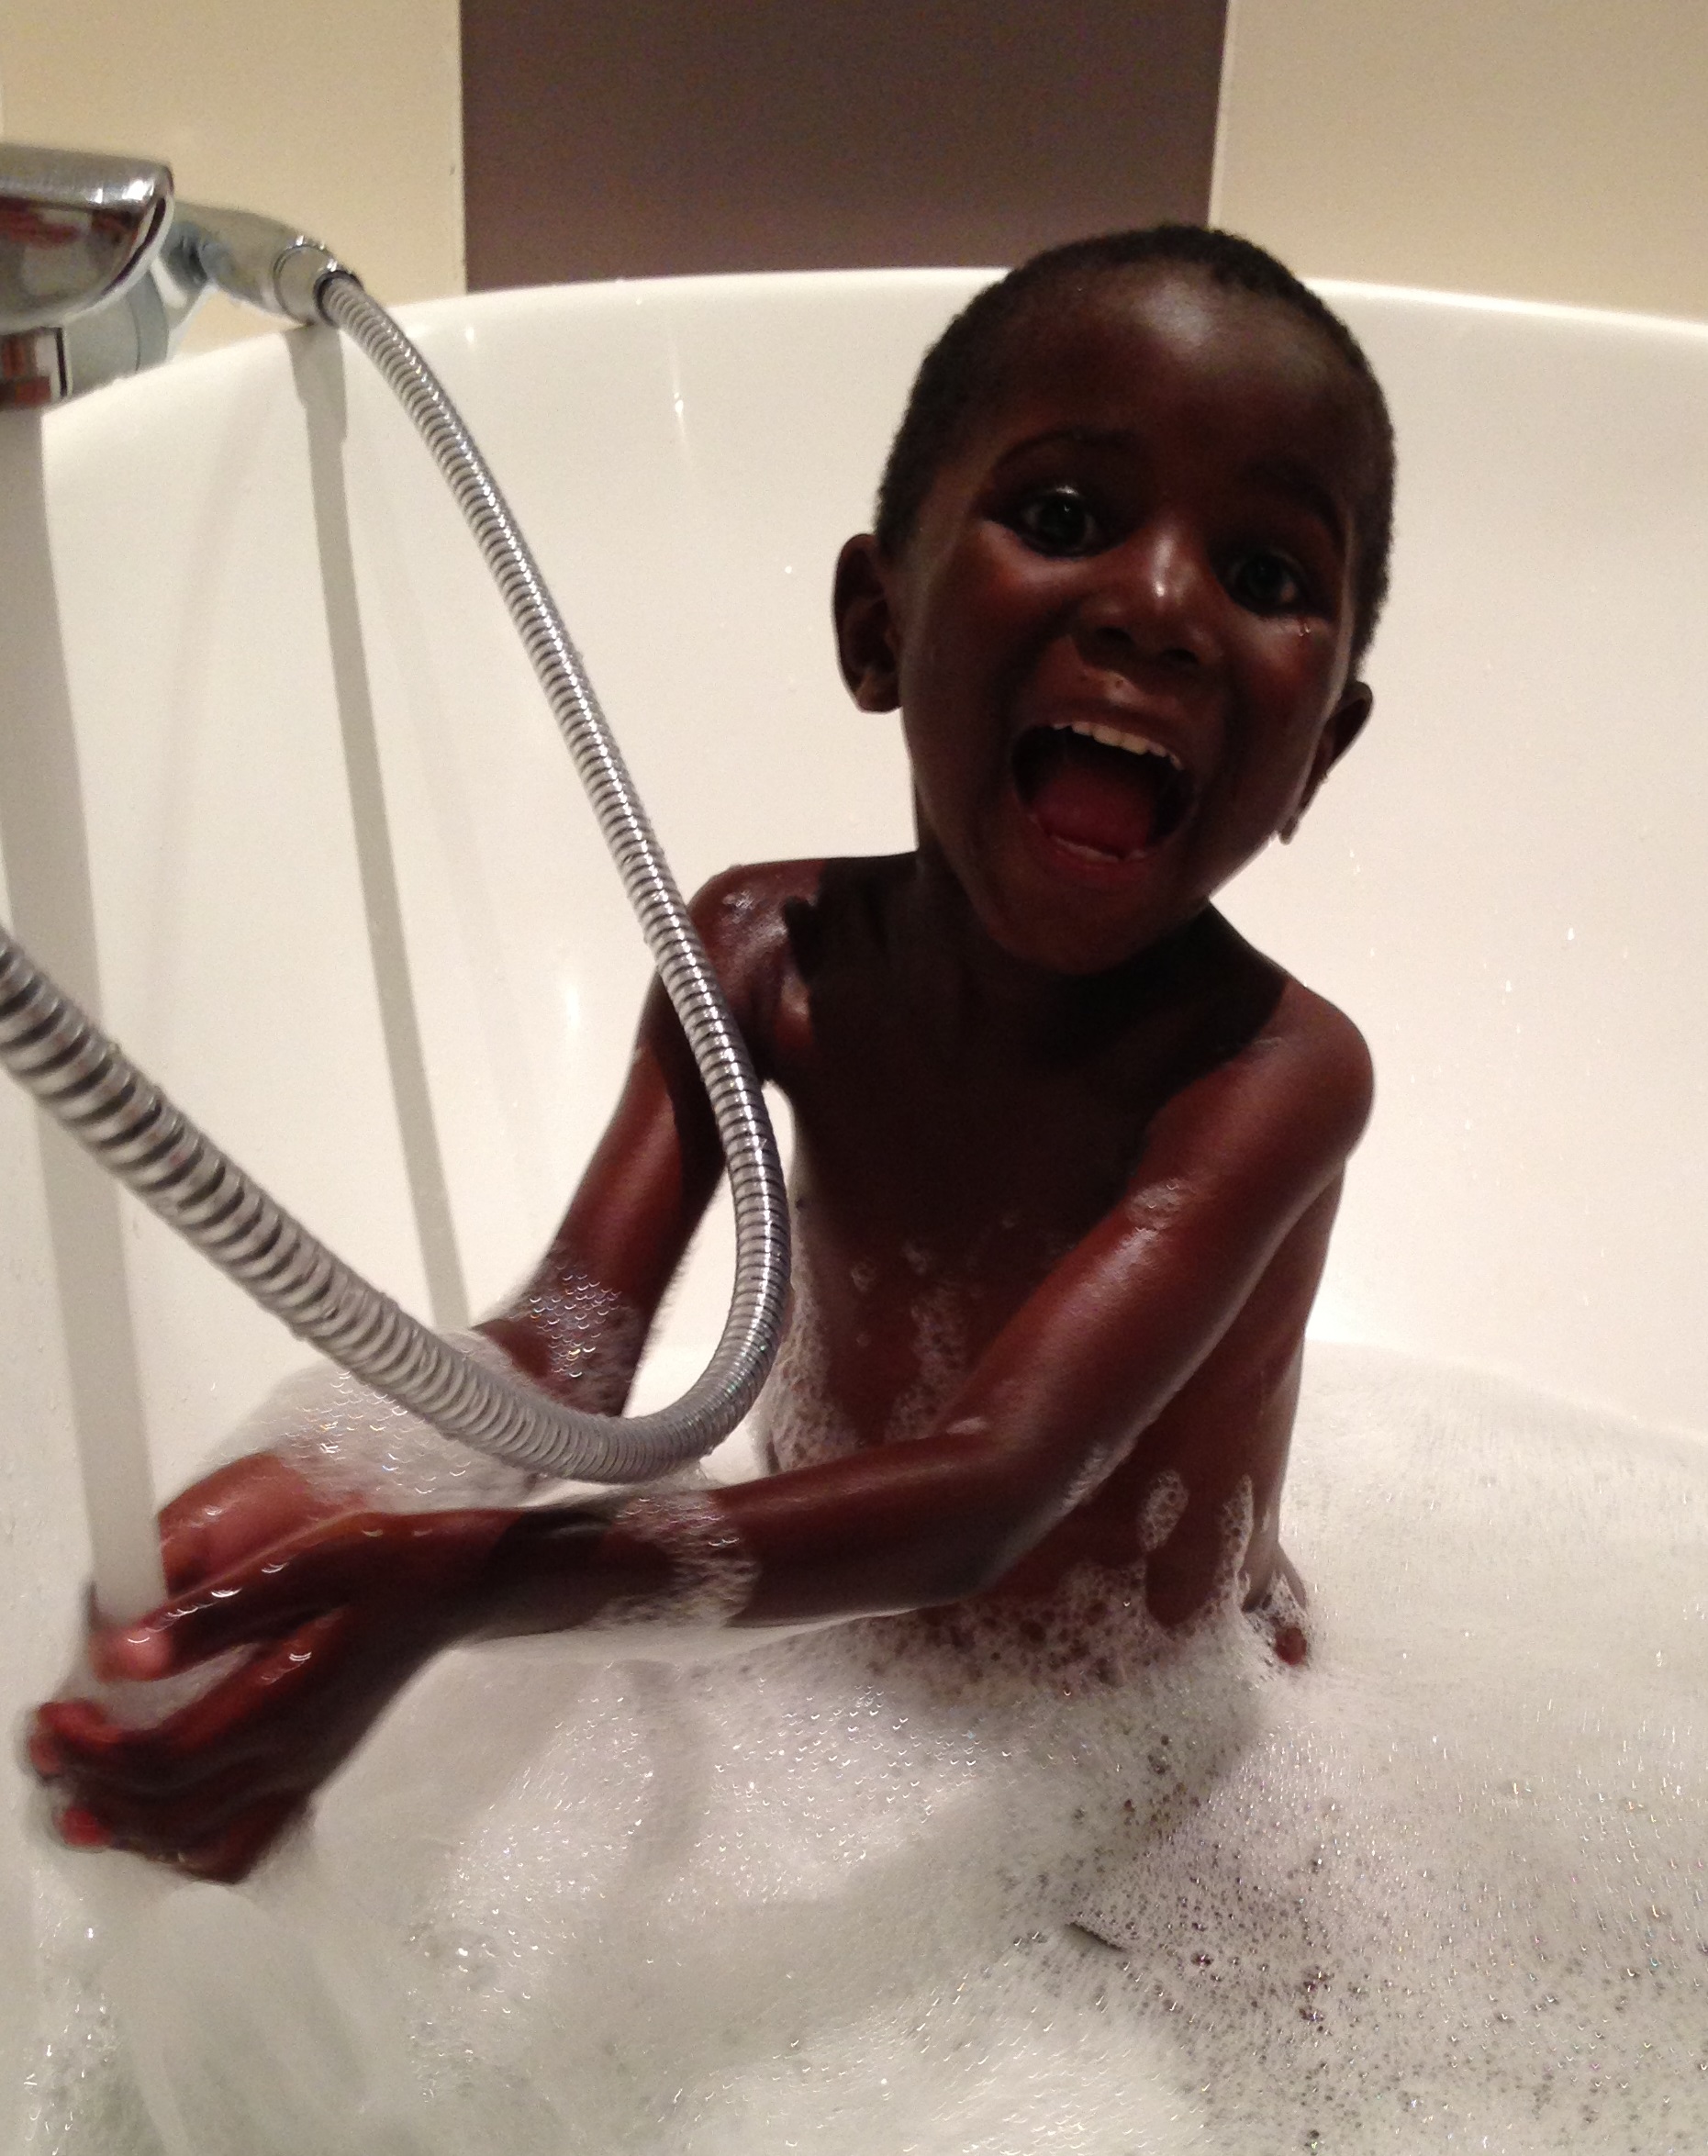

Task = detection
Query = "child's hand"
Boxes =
[1246,1551,1310,1668]
[155,1449,361,1592]
[28,1469,514,1882]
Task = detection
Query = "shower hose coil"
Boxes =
[0,269,788,1487]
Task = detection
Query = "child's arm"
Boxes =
[476,983,1368,1632]
[28,873,765,1878]
[33,976,1365,1877]
[77,890,744,1592]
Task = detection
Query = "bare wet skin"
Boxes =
[30,255,1376,1878]
[754,857,1332,1647]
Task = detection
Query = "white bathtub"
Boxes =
[2,271,1706,2144]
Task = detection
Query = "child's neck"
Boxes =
[895,843,1217,1058]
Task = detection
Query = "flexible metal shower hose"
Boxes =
[0,271,788,1484]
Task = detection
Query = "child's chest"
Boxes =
[765,937,1231,1268]
[752,880,1278,1415]
[798,1060,1133,1268]
[764,994,1210,1435]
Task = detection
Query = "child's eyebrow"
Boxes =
[1239,459,1351,552]
[988,427,1137,472]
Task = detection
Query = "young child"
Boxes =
[30,226,1392,1885]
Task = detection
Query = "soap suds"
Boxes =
[1139,1468,1190,1552]
[511,1277,644,1413]
[24,1346,1708,2153]
[222,1334,542,1514]
[592,1491,759,1629]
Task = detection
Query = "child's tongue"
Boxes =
[1016,728,1168,861]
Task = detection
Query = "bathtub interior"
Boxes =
[1,269,1706,2136]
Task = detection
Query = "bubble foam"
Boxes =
[592,1492,760,1628]
[218,1335,542,1514]
[25,1346,1708,2153]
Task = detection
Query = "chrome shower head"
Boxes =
[0,143,175,407]
[0,143,173,333]
[0,142,348,409]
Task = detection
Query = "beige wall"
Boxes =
[0,0,463,350]
[1214,0,1708,322]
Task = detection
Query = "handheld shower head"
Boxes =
[0,143,349,408]
[0,143,172,333]
[0,144,174,407]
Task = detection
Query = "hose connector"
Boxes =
[174,203,351,326]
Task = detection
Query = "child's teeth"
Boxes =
[1058,720,1182,768]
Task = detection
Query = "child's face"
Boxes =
[836,269,1375,976]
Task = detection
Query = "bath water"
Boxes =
[23,1345,1708,2153]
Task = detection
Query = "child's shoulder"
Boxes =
[688,854,919,1075]
[686,854,874,1035]
[1258,972,1375,1133]
[689,855,906,970]
[1184,922,1374,1170]
[689,855,833,929]
[689,855,826,980]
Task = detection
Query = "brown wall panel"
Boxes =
[463,0,1227,288]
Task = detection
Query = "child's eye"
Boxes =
[1227,551,1308,613]
[1010,487,1105,556]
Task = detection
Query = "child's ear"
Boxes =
[832,535,901,711]
[1281,681,1373,842]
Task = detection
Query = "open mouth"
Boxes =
[1012,721,1193,864]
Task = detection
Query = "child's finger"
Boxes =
[55,1752,302,1862]
[27,1716,67,1779]
[38,1618,357,1863]
[44,1613,349,1804]
[33,1695,122,1762]
[156,1455,344,1593]
[55,1803,114,1850]
[92,1525,385,1681]
[173,1792,307,1882]
[158,1524,202,1593]
[1271,1619,1308,1666]
[133,1611,349,1776]
[97,1506,508,1681]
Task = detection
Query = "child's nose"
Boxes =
[1070,525,1218,675]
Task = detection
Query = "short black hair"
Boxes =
[874,226,1395,667]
